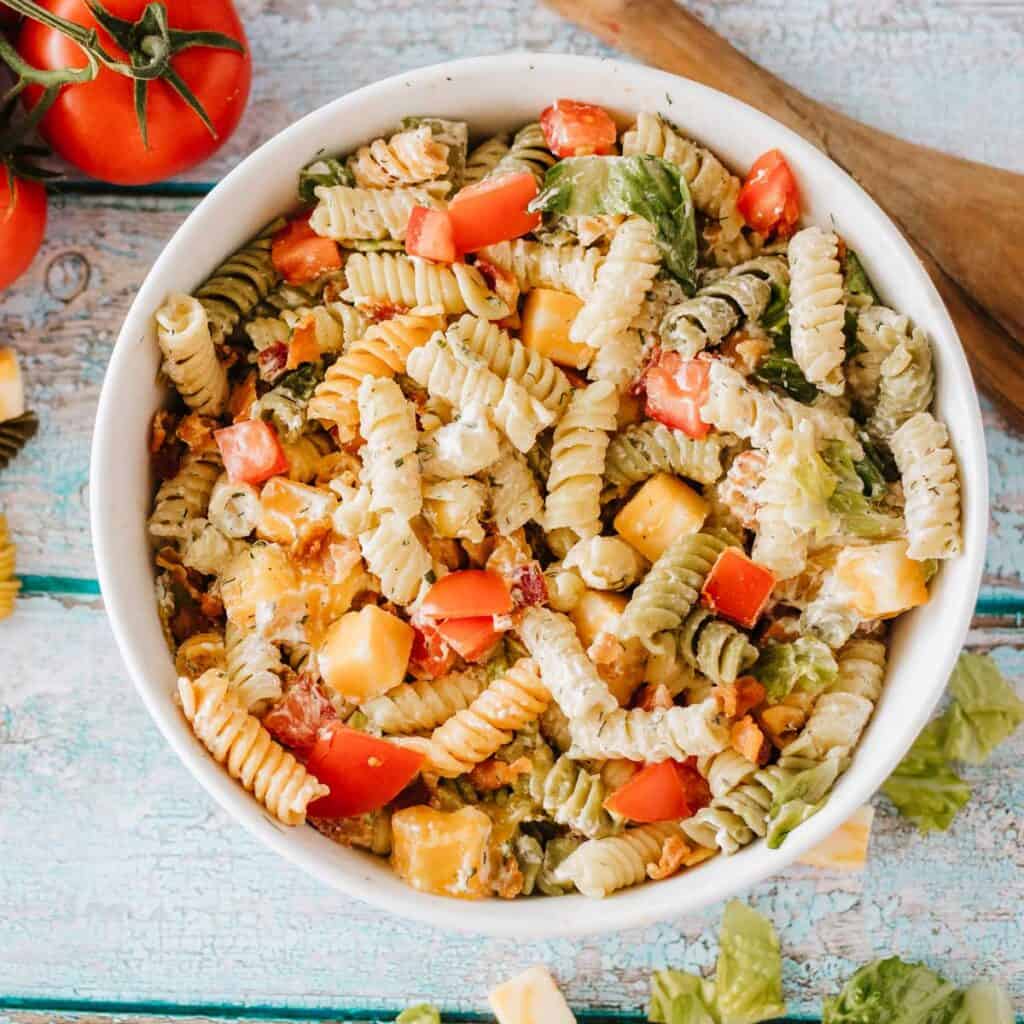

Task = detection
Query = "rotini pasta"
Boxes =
[360,668,489,735]
[489,122,556,183]
[148,448,222,545]
[310,184,441,242]
[604,421,730,495]
[0,514,19,621]
[464,133,510,185]
[155,294,229,415]
[358,376,422,520]
[478,239,602,298]
[677,607,758,685]
[349,125,449,191]
[528,743,623,839]
[358,512,433,605]
[563,535,648,591]
[225,622,286,712]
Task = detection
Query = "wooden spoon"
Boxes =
[544,0,1024,424]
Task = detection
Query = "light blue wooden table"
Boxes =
[1,1,1022,1021]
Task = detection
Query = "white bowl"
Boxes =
[90,52,987,937]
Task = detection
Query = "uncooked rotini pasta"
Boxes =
[0,513,18,621]
[787,226,846,396]
[570,216,660,348]
[178,670,328,825]
[155,294,229,415]
[147,101,961,900]
[890,412,961,559]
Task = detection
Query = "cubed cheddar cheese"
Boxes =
[570,590,642,704]
[570,590,628,649]
[521,288,593,369]
[834,540,928,619]
[318,604,414,701]
[391,805,492,899]
[613,472,709,561]
[0,348,25,421]
[798,805,874,870]
[221,543,305,639]
[299,538,367,643]
[257,476,337,552]
[488,965,577,1024]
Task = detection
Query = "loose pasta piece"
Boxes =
[360,668,489,735]
[570,216,660,348]
[563,535,648,591]
[308,310,444,441]
[553,821,684,898]
[486,439,544,535]
[349,125,449,190]
[148,448,222,545]
[0,411,39,472]
[403,659,549,776]
[479,239,603,299]
[178,669,328,825]
[890,412,961,559]
[310,184,441,242]
[155,293,229,415]
[544,380,619,539]
[343,253,510,320]
[787,227,846,396]
[357,376,422,520]
[406,334,555,453]
[0,514,19,621]
[359,512,433,605]
[604,421,730,496]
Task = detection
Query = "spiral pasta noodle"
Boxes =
[281,430,333,484]
[570,216,660,348]
[225,623,286,712]
[478,239,603,299]
[155,294,229,415]
[563,535,648,591]
[358,512,433,604]
[486,439,543,535]
[349,126,449,190]
[0,514,19,621]
[178,669,328,825]
[587,329,644,392]
[867,322,934,442]
[678,607,758,685]
[528,744,623,839]
[208,475,261,538]
[464,133,510,185]
[422,478,488,542]
[148,449,222,545]
[890,412,961,559]
[360,668,489,735]
[343,253,510,320]
[246,301,368,358]
[488,122,556,183]
[604,421,729,495]
[831,638,886,703]
[310,184,440,242]
[358,376,422,520]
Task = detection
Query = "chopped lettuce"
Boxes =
[276,362,324,401]
[394,1005,442,1024]
[843,248,880,305]
[753,637,839,703]
[766,753,846,849]
[843,308,866,358]
[649,969,718,1024]
[752,332,819,405]
[297,155,353,204]
[943,652,1024,764]
[881,719,971,832]
[823,957,965,1024]
[821,441,903,540]
[760,282,790,337]
[714,901,787,1024]
[531,155,698,291]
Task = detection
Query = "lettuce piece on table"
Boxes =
[942,652,1024,765]
[713,901,786,1024]
[648,969,717,1024]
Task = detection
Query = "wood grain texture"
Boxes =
[1,596,1022,1015]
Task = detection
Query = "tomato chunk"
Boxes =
[435,616,503,662]
[737,149,800,238]
[215,419,289,484]
[272,217,343,284]
[447,173,541,253]
[540,99,617,157]
[701,547,776,629]
[408,622,457,679]
[307,723,424,819]
[406,206,457,263]
[604,760,710,823]
[420,569,513,619]
[643,351,711,439]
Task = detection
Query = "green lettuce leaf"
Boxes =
[752,335,819,404]
[766,753,846,849]
[297,155,353,204]
[943,653,1024,764]
[843,249,880,305]
[881,719,971,832]
[395,1005,442,1024]
[823,957,965,1024]
[531,155,698,291]
[713,901,787,1024]
[821,441,903,540]
[753,637,839,703]
[759,283,790,337]
[853,432,895,494]
[963,981,1014,1024]
[649,969,718,1024]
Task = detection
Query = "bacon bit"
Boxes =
[468,756,531,793]
[497,312,522,332]
[257,342,289,383]
[156,547,225,620]
[364,303,408,323]
[408,622,457,680]
[150,409,177,454]
[176,412,219,452]
[677,757,712,811]
[646,834,693,880]
[492,853,525,900]
[510,561,548,608]
[713,677,765,718]
[392,775,432,811]
[720,330,772,374]
[762,615,802,643]
[310,812,383,851]
[589,633,646,706]
[263,673,337,757]
[731,715,770,765]
[170,604,221,644]
[758,704,806,750]
[633,682,674,712]
[151,444,183,483]
[287,314,322,369]
[229,370,259,422]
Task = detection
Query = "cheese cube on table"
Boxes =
[613,472,708,561]
[489,965,577,1024]
[0,348,25,421]
[799,805,875,870]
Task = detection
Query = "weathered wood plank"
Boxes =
[2,197,1023,601]
[2,596,1021,1014]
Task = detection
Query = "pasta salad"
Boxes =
[148,101,962,900]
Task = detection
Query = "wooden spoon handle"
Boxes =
[544,0,1024,422]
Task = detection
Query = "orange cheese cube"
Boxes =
[799,805,875,870]
[318,604,414,701]
[613,472,709,561]
[0,348,25,421]
[834,540,929,619]
[521,288,593,369]
[570,590,628,649]
[298,538,368,643]
[257,476,337,552]
[391,805,492,899]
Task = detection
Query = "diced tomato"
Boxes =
[406,206,457,263]
[408,623,457,679]
[447,173,541,253]
[306,723,424,818]
[271,217,343,284]
[701,547,776,629]
[540,99,617,157]
[737,149,800,238]
[214,419,289,484]
[420,570,513,619]
[286,314,322,369]
[604,760,708,823]
[643,351,711,439]
[435,616,503,662]
[262,674,337,758]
